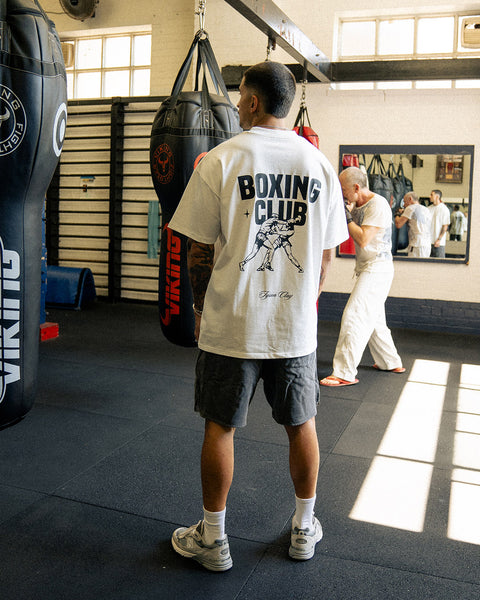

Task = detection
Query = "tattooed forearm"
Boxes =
[187,239,215,311]
[318,248,333,297]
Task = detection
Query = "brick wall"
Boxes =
[318,292,480,336]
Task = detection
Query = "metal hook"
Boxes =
[300,62,308,108]
[300,81,307,108]
[266,35,276,61]
[196,0,206,33]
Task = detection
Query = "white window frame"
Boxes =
[62,28,152,99]
[336,11,480,90]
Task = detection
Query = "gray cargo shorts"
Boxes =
[194,350,319,428]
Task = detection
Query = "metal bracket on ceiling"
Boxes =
[223,0,331,83]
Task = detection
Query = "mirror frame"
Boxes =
[338,144,474,264]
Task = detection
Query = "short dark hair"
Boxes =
[432,189,443,199]
[242,62,296,118]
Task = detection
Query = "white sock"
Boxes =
[202,507,226,545]
[293,495,316,530]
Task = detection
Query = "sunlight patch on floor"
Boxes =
[408,359,450,386]
[378,382,445,463]
[349,456,433,531]
[448,469,480,545]
[447,364,480,545]
[350,359,480,543]
[350,359,448,532]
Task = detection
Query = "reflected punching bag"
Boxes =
[150,32,241,346]
[0,0,67,427]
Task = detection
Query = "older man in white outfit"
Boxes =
[394,191,432,258]
[320,167,404,387]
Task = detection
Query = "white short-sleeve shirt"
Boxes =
[351,194,393,273]
[169,127,348,358]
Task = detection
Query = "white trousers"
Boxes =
[408,245,430,258]
[332,268,402,382]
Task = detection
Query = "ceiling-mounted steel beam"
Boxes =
[223,1,480,84]
[222,58,480,88]
[223,0,331,83]
[331,58,480,82]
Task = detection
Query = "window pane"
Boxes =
[77,38,102,69]
[133,35,152,66]
[455,79,480,88]
[104,70,130,97]
[66,72,74,99]
[415,80,452,89]
[377,81,413,89]
[132,69,150,95]
[104,36,131,68]
[335,82,375,90]
[378,19,414,55]
[340,21,376,56]
[76,71,101,98]
[417,17,454,54]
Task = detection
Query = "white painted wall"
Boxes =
[298,86,480,302]
[42,0,480,303]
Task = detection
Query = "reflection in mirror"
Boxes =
[338,145,474,263]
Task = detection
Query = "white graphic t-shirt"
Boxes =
[169,127,348,359]
[428,202,451,246]
[450,209,466,236]
[403,203,432,248]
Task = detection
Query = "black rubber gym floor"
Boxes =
[1,301,479,599]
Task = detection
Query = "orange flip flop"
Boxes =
[320,375,359,387]
[373,364,406,373]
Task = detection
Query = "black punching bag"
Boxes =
[150,32,241,347]
[0,0,67,427]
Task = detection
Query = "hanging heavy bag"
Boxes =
[293,104,319,148]
[392,161,413,254]
[388,161,409,253]
[342,153,359,168]
[339,158,356,255]
[358,153,368,175]
[387,162,405,211]
[0,0,67,427]
[150,32,241,347]
[392,215,410,254]
[367,155,394,205]
[397,160,413,195]
[339,235,356,256]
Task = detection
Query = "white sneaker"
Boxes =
[171,520,233,572]
[289,516,323,560]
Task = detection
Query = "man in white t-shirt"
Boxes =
[168,62,348,571]
[428,189,450,258]
[449,205,466,241]
[394,191,432,258]
[320,167,404,387]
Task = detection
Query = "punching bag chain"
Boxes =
[300,81,307,109]
[196,0,206,35]
[300,63,308,108]
[265,35,276,61]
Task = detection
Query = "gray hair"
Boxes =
[339,166,368,189]
[404,191,419,203]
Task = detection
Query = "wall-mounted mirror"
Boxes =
[338,145,474,263]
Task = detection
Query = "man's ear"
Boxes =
[250,94,259,112]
